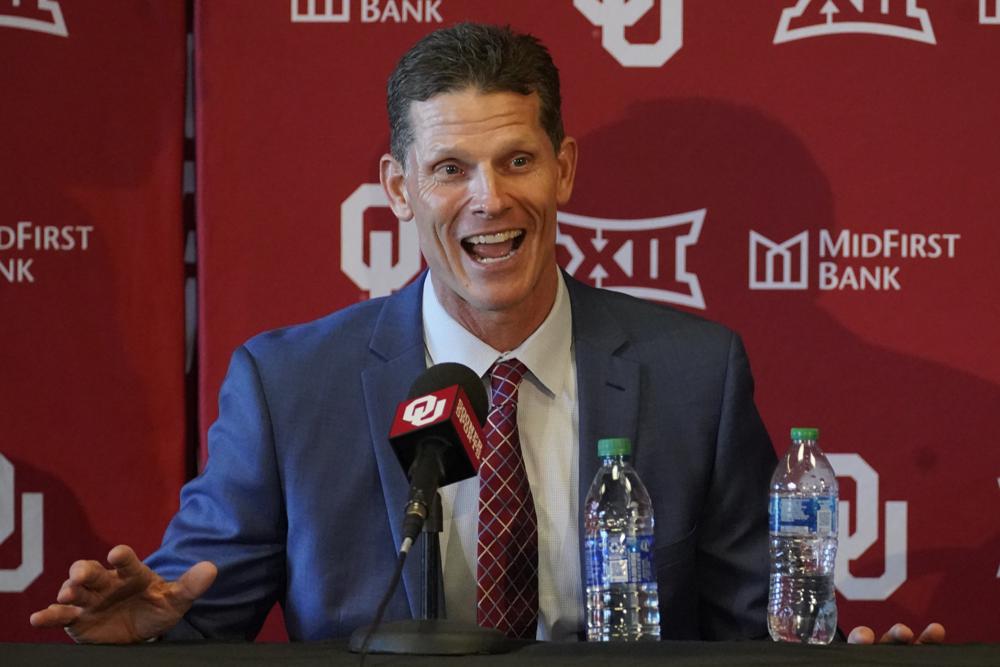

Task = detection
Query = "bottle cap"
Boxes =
[790,427,820,441]
[597,437,632,457]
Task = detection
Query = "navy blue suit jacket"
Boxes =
[147,272,776,641]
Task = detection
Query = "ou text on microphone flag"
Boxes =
[389,384,485,486]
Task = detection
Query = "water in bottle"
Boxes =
[768,427,838,644]
[584,437,660,641]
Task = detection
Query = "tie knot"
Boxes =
[489,358,527,408]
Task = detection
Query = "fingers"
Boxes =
[60,546,146,606]
[847,626,875,644]
[878,622,946,645]
[60,559,116,610]
[67,559,111,590]
[56,579,100,608]
[29,604,83,628]
[31,547,193,644]
[104,544,157,601]
[916,623,945,645]
[107,544,146,580]
[848,622,945,646]
[171,561,218,605]
[879,623,915,644]
[29,560,109,632]
[39,546,148,618]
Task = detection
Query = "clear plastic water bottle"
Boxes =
[584,437,660,641]
[768,427,839,644]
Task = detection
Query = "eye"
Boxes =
[511,155,531,169]
[435,162,463,178]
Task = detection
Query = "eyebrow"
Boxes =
[420,138,537,166]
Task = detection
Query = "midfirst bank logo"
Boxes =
[402,395,446,427]
[774,0,935,45]
[749,228,960,291]
[574,0,683,68]
[0,0,67,37]
[0,454,44,593]
[291,0,442,24]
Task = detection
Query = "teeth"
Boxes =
[475,252,514,264]
[463,229,523,245]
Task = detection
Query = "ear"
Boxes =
[554,136,578,207]
[380,153,413,221]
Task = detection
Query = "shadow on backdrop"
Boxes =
[565,98,999,642]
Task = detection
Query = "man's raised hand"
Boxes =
[29,545,216,643]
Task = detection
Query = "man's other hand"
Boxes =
[29,545,216,643]
[848,623,946,645]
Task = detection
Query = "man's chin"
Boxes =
[463,291,528,315]
[433,264,556,316]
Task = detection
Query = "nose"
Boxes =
[469,167,509,219]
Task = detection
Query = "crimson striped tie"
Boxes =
[476,358,538,639]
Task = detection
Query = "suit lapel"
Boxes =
[566,276,641,602]
[361,274,428,619]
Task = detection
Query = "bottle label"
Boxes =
[585,534,656,586]
[769,495,837,536]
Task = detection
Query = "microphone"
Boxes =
[351,363,509,657]
[388,362,489,552]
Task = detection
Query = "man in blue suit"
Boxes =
[31,23,941,646]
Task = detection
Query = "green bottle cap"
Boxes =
[790,427,820,441]
[597,437,632,457]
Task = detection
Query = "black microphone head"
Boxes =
[407,362,488,423]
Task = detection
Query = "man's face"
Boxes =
[382,88,577,332]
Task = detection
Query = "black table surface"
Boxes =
[2,640,998,667]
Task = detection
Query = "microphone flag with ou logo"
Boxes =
[401,394,447,427]
[389,385,483,481]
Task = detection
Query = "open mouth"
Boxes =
[461,229,525,264]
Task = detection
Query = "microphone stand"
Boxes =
[349,491,511,655]
[422,491,442,620]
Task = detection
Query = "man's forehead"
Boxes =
[406,89,544,149]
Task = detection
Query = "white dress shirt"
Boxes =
[421,271,582,641]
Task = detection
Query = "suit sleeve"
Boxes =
[696,333,776,639]
[145,345,287,640]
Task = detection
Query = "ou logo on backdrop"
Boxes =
[829,453,907,600]
[574,0,683,68]
[1,454,44,592]
[340,184,422,298]
[402,395,447,427]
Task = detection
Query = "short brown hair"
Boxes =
[387,23,564,164]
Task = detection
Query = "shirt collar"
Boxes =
[422,270,572,397]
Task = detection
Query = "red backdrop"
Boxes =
[2,0,996,645]
[196,0,999,642]
[0,1,188,642]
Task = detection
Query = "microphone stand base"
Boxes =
[348,619,513,655]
